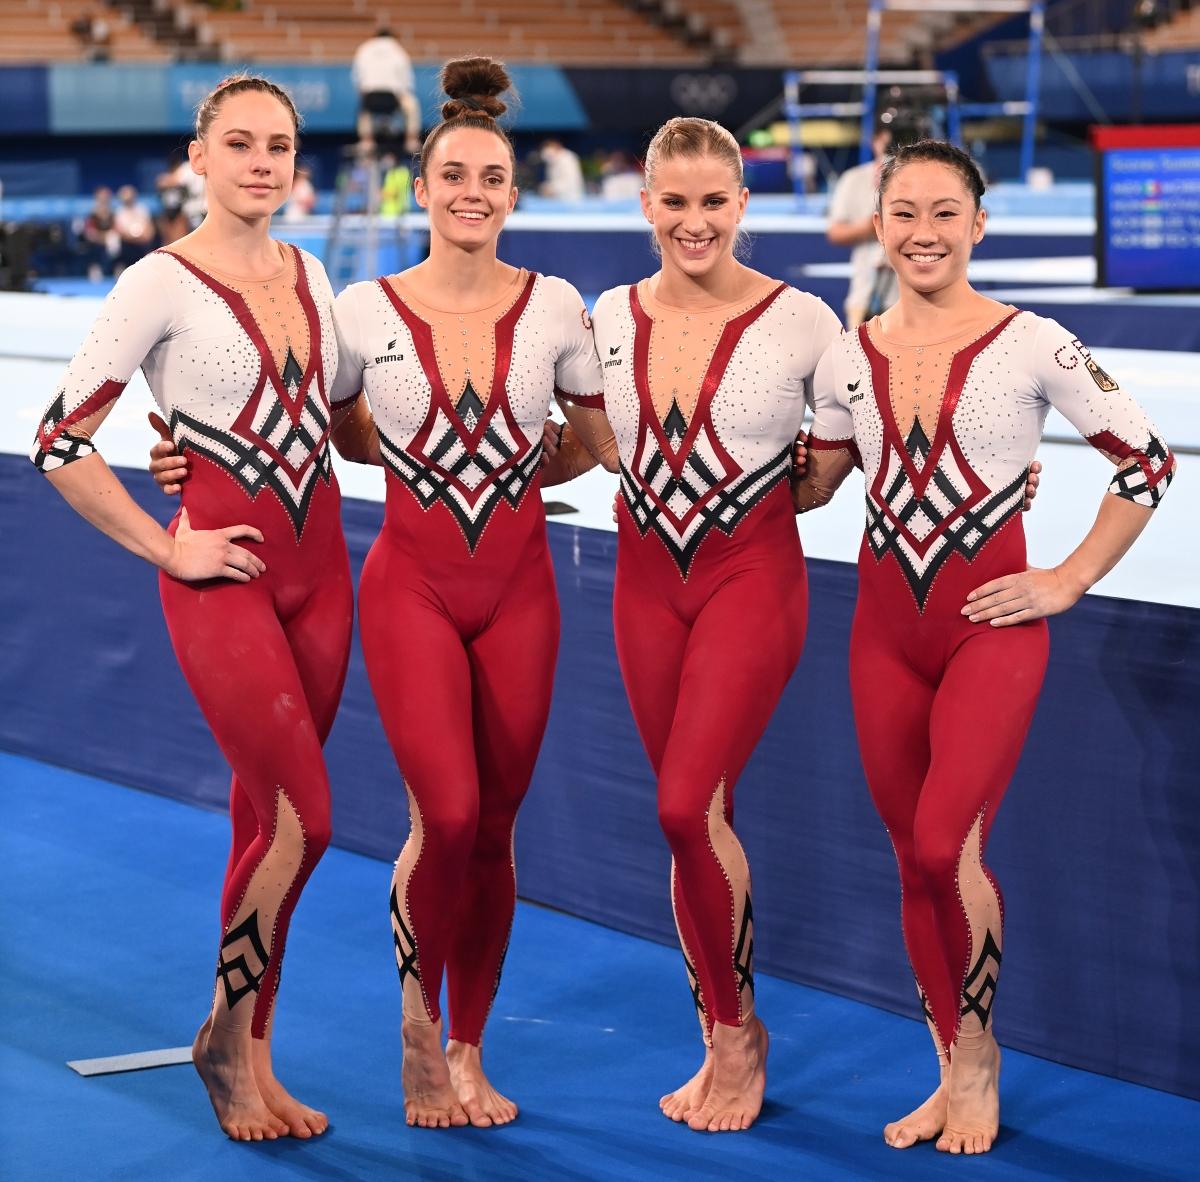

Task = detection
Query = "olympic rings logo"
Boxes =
[669,74,738,116]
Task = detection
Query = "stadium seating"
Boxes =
[1,0,168,63]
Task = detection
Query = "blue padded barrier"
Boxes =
[1,454,1196,1100]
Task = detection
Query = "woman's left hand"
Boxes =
[962,565,1084,626]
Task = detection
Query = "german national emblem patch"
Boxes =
[1085,356,1119,392]
[1057,337,1120,392]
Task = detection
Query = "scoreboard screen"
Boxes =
[1094,128,1200,292]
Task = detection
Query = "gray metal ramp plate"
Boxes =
[67,1046,193,1077]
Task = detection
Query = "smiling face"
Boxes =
[641,153,748,280]
[874,160,986,296]
[415,126,517,253]
[189,90,296,220]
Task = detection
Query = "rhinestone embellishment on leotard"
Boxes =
[376,380,541,553]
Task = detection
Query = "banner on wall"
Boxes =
[0,63,589,136]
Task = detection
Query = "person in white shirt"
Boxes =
[826,124,897,327]
[538,138,585,201]
[113,184,155,271]
[353,27,421,155]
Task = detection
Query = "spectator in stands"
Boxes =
[599,149,644,200]
[826,123,897,328]
[281,163,317,222]
[353,27,421,157]
[163,147,207,229]
[113,185,156,272]
[156,170,192,247]
[378,153,412,217]
[71,10,112,63]
[537,138,586,201]
[79,186,120,281]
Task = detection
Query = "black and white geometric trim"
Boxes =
[32,428,96,472]
[378,381,542,553]
[171,392,333,540]
[1108,432,1174,508]
[866,420,1027,611]
[621,400,792,577]
[30,387,119,472]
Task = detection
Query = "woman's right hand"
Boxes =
[165,507,267,583]
[148,411,188,494]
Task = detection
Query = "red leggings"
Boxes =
[159,469,352,1038]
[850,518,1048,1053]
[358,491,559,1046]
[615,489,807,1037]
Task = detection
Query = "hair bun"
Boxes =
[439,56,511,122]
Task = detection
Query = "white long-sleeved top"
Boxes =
[330,270,602,552]
[589,280,842,575]
[30,246,344,539]
[809,309,1175,608]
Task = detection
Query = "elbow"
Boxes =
[1108,445,1176,509]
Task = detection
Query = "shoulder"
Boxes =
[775,285,843,337]
[333,278,381,309]
[127,249,182,283]
[591,284,633,324]
[774,284,832,316]
[1001,308,1071,354]
[531,272,580,309]
[291,246,335,296]
[107,250,182,305]
[332,279,388,333]
[291,244,328,278]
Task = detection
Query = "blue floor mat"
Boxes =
[1,752,1195,1180]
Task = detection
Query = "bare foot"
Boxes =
[686,1017,768,1133]
[659,1048,713,1123]
[445,1038,517,1127]
[193,1017,288,1141]
[402,1018,469,1129]
[250,1035,328,1138]
[883,1074,949,1149]
[937,1032,1001,1155]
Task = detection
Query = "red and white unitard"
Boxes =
[330,269,602,1044]
[809,309,1174,1052]
[31,245,354,1037]
[586,278,841,1038]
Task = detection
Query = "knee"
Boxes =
[302,806,333,860]
[471,810,518,863]
[910,826,962,892]
[416,796,478,859]
[657,788,705,855]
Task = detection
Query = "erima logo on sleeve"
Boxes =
[604,345,622,369]
[375,338,404,365]
[847,379,864,404]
